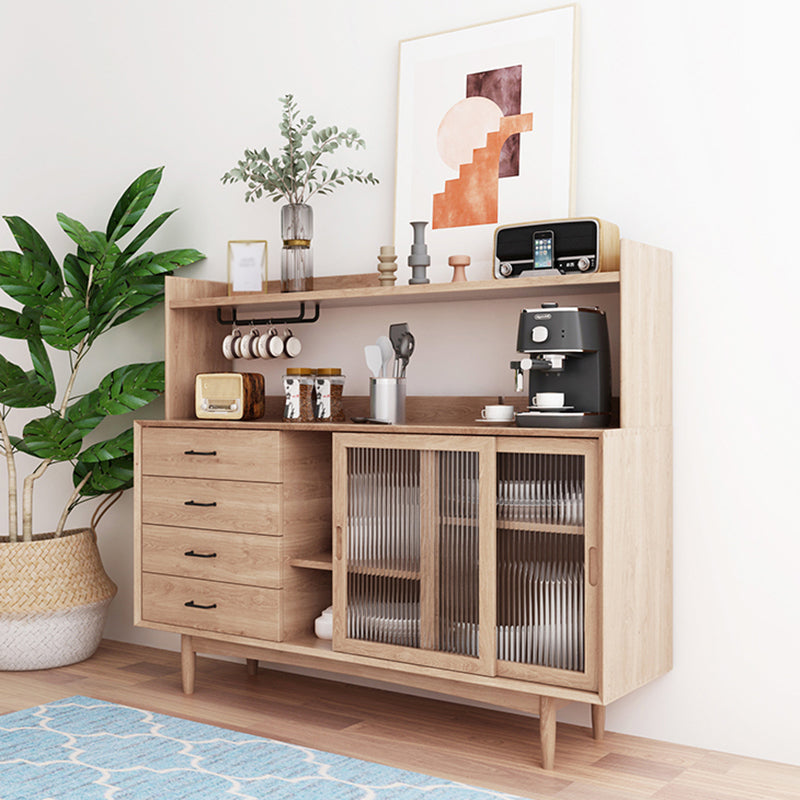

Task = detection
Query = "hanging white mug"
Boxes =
[238,328,259,360]
[221,328,241,360]
[283,329,302,358]
[256,327,284,358]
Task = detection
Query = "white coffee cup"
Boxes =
[256,328,284,358]
[283,329,302,358]
[481,404,515,421]
[531,392,565,409]
[221,329,241,360]
[238,329,259,360]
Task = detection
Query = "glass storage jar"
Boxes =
[283,367,314,422]
[314,368,345,422]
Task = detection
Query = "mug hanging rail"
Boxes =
[216,302,320,327]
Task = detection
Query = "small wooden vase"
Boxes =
[449,254,470,282]
[377,245,398,286]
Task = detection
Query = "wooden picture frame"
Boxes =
[227,240,267,295]
[394,6,579,282]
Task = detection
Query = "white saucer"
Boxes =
[475,418,515,424]
[527,406,574,412]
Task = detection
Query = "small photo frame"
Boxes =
[227,240,267,295]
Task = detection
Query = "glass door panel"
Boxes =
[495,440,599,691]
[333,434,494,674]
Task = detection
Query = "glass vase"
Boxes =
[280,203,313,292]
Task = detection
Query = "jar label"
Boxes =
[283,378,300,419]
[314,378,332,420]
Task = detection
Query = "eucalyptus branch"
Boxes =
[0,408,18,541]
[221,94,378,206]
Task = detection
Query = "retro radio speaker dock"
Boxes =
[195,372,265,420]
[493,218,619,279]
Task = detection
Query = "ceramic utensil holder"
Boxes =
[369,377,406,424]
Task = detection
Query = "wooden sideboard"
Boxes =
[133,240,672,769]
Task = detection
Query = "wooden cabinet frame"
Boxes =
[134,240,672,770]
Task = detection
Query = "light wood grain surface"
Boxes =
[3,640,796,800]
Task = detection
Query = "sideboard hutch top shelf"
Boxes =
[168,270,621,312]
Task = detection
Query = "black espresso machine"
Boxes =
[510,302,612,428]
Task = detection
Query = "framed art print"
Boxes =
[394,6,578,281]
[227,240,267,295]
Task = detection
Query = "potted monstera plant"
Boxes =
[0,167,204,670]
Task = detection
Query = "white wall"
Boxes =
[2,0,798,765]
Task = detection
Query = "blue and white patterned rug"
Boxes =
[0,696,533,799]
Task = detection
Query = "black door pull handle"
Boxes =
[184,600,217,610]
[184,450,217,456]
[184,550,217,558]
[184,500,217,507]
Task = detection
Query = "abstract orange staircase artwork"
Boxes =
[432,113,533,230]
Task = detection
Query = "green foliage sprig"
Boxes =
[221,94,379,205]
[0,167,205,542]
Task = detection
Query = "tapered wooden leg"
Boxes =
[591,704,606,741]
[181,635,196,695]
[539,697,556,770]
[246,658,259,676]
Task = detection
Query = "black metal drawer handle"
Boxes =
[184,500,217,507]
[184,550,217,559]
[184,600,217,610]
[184,449,217,456]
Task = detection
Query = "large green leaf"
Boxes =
[66,362,167,429]
[96,361,165,414]
[74,454,134,496]
[78,427,133,463]
[109,283,166,328]
[56,213,106,256]
[39,296,90,350]
[65,392,106,437]
[0,248,63,308]
[124,248,205,277]
[63,251,90,299]
[106,167,164,243]
[1,216,63,302]
[20,415,83,460]
[117,209,176,264]
[0,306,39,339]
[0,307,56,400]
[26,331,55,400]
[0,353,54,407]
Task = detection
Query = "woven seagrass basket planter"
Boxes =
[0,528,117,671]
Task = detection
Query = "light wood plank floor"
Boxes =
[2,640,798,799]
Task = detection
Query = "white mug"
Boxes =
[221,328,241,360]
[257,328,284,358]
[531,392,565,409]
[238,328,259,360]
[481,404,515,421]
[283,329,302,358]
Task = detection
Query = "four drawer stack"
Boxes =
[138,426,331,643]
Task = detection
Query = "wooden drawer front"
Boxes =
[142,573,281,640]
[141,476,280,534]
[141,427,281,483]
[141,524,282,587]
